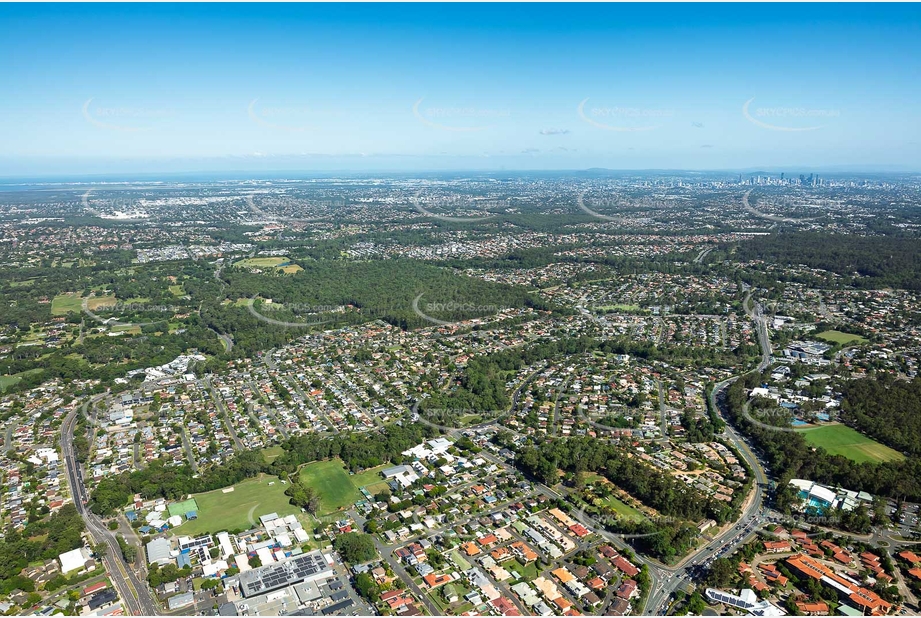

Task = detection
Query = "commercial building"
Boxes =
[239,551,333,598]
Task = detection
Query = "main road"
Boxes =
[644,289,773,614]
[61,397,160,616]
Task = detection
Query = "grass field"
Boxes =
[796,424,903,463]
[262,445,285,463]
[299,459,370,516]
[0,376,20,391]
[235,256,302,274]
[173,474,302,536]
[110,324,141,335]
[815,330,867,345]
[235,256,289,268]
[0,370,43,391]
[168,285,185,296]
[349,464,390,490]
[168,499,199,518]
[51,293,83,315]
[86,295,118,311]
[601,495,646,522]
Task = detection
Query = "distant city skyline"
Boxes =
[2,3,921,176]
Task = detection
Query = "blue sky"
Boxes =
[2,3,920,175]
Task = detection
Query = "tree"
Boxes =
[353,571,380,602]
[686,592,707,615]
[332,533,378,564]
[707,557,735,588]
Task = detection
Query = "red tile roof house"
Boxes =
[833,551,852,565]
[612,556,640,577]
[386,595,414,611]
[490,596,520,616]
[616,579,638,600]
[764,540,793,553]
[898,551,921,564]
[380,590,405,604]
[82,581,108,597]
[795,601,830,615]
[587,577,606,591]
[478,534,499,547]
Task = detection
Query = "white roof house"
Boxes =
[59,547,91,574]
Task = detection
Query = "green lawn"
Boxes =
[235,256,289,268]
[0,369,43,392]
[0,375,22,391]
[262,445,285,463]
[796,424,903,463]
[349,464,390,490]
[168,285,185,296]
[602,495,646,522]
[507,559,538,581]
[173,474,302,536]
[449,550,471,571]
[51,293,84,315]
[815,330,867,345]
[299,459,365,516]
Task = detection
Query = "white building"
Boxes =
[706,588,786,616]
[59,547,92,574]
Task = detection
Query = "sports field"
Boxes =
[51,293,83,315]
[168,499,199,518]
[796,424,903,463]
[235,256,289,268]
[298,459,369,516]
[173,474,302,536]
[815,330,867,345]
[350,464,391,490]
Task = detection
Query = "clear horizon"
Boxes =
[3,3,921,175]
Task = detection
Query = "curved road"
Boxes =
[61,398,160,616]
[645,290,773,614]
